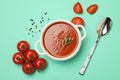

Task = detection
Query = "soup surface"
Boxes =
[43,22,79,58]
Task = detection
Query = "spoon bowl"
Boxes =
[97,17,112,37]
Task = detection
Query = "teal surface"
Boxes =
[0,0,120,80]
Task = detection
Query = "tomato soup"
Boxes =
[42,22,79,58]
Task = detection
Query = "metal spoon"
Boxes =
[79,17,112,75]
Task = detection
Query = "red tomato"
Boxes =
[87,4,98,14]
[22,62,35,74]
[73,2,83,14]
[17,40,29,52]
[34,58,47,70]
[71,17,84,26]
[24,49,38,62]
[12,52,25,64]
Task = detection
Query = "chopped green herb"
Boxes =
[26,12,51,38]
[42,20,44,22]
[29,28,32,31]
[32,22,35,25]
[30,19,34,21]
[63,37,73,46]
[26,28,28,30]
[35,25,37,29]
[28,33,30,35]
[40,21,42,23]
[48,18,50,20]
[44,12,48,15]
[32,35,34,37]
[41,17,44,19]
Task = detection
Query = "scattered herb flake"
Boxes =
[29,28,32,31]
[40,21,42,24]
[26,28,28,30]
[41,17,44,19]
[42,20,44,22]
[35,25,38,29]
[48,18,50,20]
[44,12,48,15]
[30,19,34,21]
[32,35,34,37]
[28,33,30,35]
[32,22,35,25]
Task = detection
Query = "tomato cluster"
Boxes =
[12,40,47,74]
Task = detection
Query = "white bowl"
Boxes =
[35,20,86,61]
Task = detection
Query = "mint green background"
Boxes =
[0,0,120,80]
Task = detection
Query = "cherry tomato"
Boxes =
[34,58,47,70]
[71,17,84,26]
[17,40,29,52]
[24,49,38,62]
[12,52,25,64]
[87,4,98,14]
[22,62,35,74]
[73,2,83,14]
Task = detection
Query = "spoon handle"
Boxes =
[79,37,100,75]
